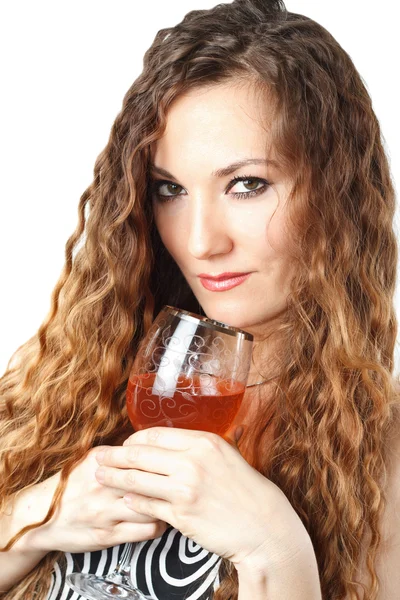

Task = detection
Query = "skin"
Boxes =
[61,83,400,598]
[90,83,400,595]
[0,83,321,593]
[150,82,296,351]
[96,426,315,572]
[94,83,316,575]
[2,86,399,599]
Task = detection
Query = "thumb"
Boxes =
[234,425,244,444]
[224,425,245,450]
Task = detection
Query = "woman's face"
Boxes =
[150,82,295,339]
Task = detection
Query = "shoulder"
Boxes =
[383,379,400,484]
[351,391,400,599]
[370,402,400,599]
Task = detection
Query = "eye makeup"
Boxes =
[150,175,271,203]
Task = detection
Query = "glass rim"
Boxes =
[163,305,253,341]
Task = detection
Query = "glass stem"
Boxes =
[104,542,134,584]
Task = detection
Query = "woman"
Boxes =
[1,0,399,598]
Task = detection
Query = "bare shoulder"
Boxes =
[371,397,400,599]
[351,389,400,600]
[383,381,400,477]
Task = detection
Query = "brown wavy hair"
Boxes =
[1,0,399,598]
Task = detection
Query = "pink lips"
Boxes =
[198,273,251,292]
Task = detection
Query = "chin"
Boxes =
[201,302,287,334]
[201,306,252,330]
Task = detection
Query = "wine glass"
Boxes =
[67,305,253,600]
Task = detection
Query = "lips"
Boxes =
[198,272,250,280]
[198,272,251,292]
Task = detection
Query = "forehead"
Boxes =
[150,82,276,166]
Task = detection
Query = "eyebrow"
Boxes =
[149,158,279,180]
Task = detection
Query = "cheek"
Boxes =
[257,200,292,259]
[239,208,295,291]
[153,198,291,266]
[233,204,286,258]
[264,222,289,259]
[153,207,187,264]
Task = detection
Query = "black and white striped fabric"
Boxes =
[46,525,222,600]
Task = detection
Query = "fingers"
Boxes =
[123,493,171,526]
[112,498,161,524]
[80,517,169,550]
[122,427,215,451]
[96,466,174,502]
[110,520,169,546]
[96,445,178,477]
[222,424,244,449]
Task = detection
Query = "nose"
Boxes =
[187,194,233,260]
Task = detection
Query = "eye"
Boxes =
[150,175,270,203]
[151,181,184,201]
[227,175,270,199]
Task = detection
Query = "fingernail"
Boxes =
[96,468,105,483]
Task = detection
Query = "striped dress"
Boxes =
[46,525,222,600]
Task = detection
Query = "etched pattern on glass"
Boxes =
[129,322,246,430]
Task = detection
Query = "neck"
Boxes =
[246,374,279,388]
[246,342,281,388]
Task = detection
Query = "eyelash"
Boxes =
[150,174,270,203]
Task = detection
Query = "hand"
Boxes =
[10,447,168,555]
[94,426,308,569]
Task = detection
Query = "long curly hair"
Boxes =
[1,0,399,598]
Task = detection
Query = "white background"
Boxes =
[0,1,399,376]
